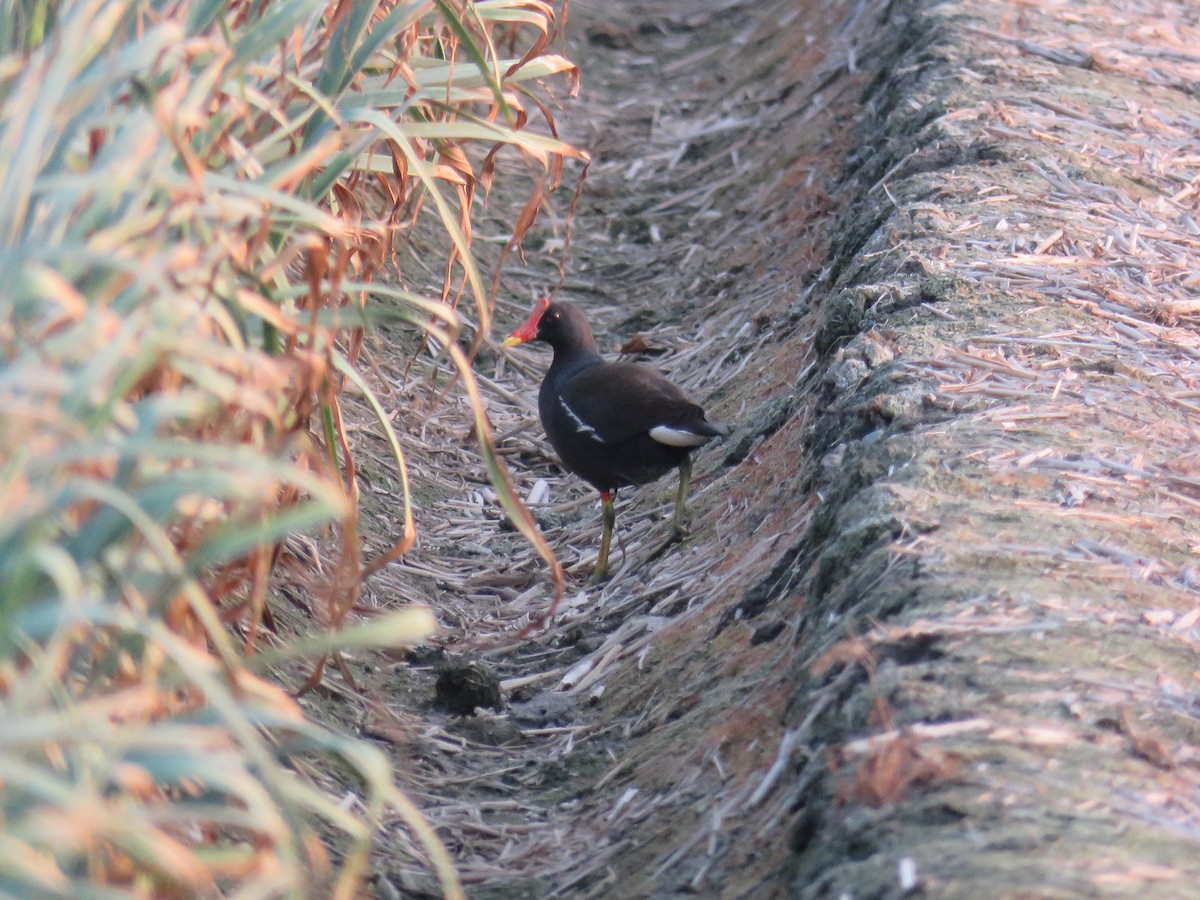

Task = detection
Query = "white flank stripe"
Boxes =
[649,425,709,447]
[560,397,605,442]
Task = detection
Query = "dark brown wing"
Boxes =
[556,362,710,445]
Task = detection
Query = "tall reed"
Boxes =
[0,0,581,895]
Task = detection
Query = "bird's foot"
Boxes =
[588,565,610,585]
[669,508,689,542]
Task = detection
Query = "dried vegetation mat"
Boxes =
[322,0,890,894]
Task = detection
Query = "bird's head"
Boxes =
[503,299,595,352]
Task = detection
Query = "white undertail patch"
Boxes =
[649,425,710,447]
[560,397,605,442]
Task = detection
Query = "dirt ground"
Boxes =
[308,0,1200,896]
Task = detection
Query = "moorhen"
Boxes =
[503,299,723,581]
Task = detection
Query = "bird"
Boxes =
[503,299,723,582]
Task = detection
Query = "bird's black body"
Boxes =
[517,301,722,493]
[505,299,721,581]
[539,353,719,492]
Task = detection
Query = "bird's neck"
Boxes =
[546,342,602,386]
[549,336,600,368]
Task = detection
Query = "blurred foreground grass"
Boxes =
[0,0,581,895]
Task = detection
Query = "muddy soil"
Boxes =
[314,0,1200,896]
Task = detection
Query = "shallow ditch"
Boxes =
[316,0,1200,896]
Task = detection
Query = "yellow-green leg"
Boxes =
[671,455,692,539]
[591,490,616,583]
